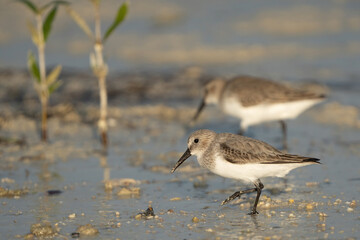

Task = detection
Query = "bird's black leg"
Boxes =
[283,177,288,189]
[279,120,287,151]
[238,127,245,136]
[248,179,264,215]
[221,188,257,206]
[221,180,265,215]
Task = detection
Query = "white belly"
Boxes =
[221,97,323,129]
[210,155,311,183]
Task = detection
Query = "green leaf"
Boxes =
[27,21,40,46]
[103,2,128,42]
[66,6,94,40]
[48,80,62,94]
[43,6,58,42]
[27,51,40,83]
[39,1,69,13]
[46,65,62,85]
[17,0,39,14]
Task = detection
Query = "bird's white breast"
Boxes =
[221,97,323,129]
[209,154,312,183]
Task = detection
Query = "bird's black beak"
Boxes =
[171,148,192,173]
[191,98,206,123]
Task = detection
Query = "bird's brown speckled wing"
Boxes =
[223,76,325,107]
[218,134,319,164]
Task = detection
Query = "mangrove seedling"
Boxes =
[67,0,128,147]
[18,0,68,141]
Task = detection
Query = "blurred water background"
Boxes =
[1,0,360,82]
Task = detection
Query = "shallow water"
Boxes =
[1,90,359,239]
[1,0,360,82]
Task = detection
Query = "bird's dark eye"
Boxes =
[194,138,199,143]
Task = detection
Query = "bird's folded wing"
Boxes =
[219,142,319,164]
[228,76,325,107]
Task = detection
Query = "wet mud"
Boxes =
[0,68,359,239]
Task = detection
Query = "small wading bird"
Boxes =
[171,129,320,215]
[192,76,325,150]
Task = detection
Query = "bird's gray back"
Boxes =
[221,76,325,107]
[215,133,319,165]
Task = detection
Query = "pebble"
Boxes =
[306,182,319,187]
[349,200,357,208]
[306,203,314,211]
[104,178,140,190]
[142,207,155,218]
[135,206,156,220]
[24,233,34,239]
[0,187,27,198]
[117,187,140,198]
[71,232,80,238]
[1,177,15,184]
[187,224,193,230]
[317,223,326,231]
[179,210,187,215]
[76,224,99,236]
[192,217,199,223]
[30,222,57,237]
[170,197,182,201]
[288,213,296,218]
[68,213,76,219]
[347,207,354,212]
[46,190,62,196]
